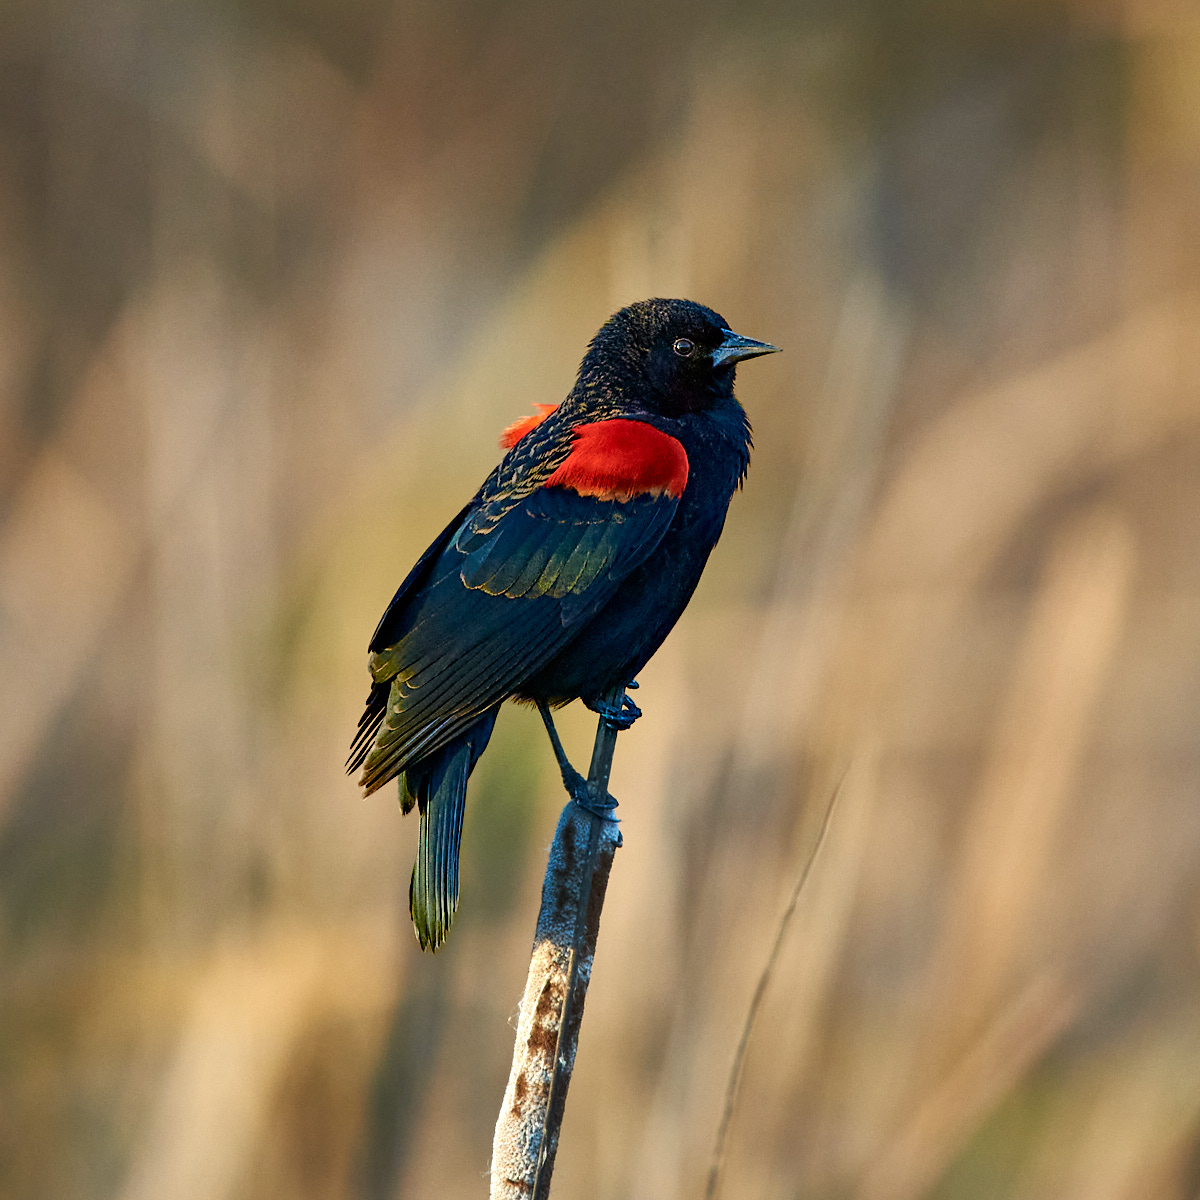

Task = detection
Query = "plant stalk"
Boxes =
[489,693,624,1199]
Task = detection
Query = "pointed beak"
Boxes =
[712,329,781,369]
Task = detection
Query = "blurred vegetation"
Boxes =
[2,1,1200,1198]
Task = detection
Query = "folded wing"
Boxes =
[351,437,682,795]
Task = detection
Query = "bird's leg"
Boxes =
[584,682,642,730]
[536,700,618,816]
[537,701,587,800]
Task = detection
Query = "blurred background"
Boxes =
[3,1,1200,1197]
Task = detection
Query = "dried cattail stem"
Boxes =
[489,701,623,1200]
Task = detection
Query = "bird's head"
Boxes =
[580,298,779,417]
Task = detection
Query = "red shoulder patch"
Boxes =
[499,404,558,449]
[544,419,689,501]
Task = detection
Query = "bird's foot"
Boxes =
[537,699,619,818]
[587,686,642,731]
[561,763,620,819]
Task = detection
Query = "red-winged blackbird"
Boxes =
[348,299,778,949]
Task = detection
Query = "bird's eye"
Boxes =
[673,338,696,357]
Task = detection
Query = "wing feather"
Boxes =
[355,453,682,793]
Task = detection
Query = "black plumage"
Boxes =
[348,298,778,949]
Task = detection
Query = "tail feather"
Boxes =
[397,770,418,815]
[406,708,498,950]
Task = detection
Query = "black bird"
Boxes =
[348,299,778,949]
